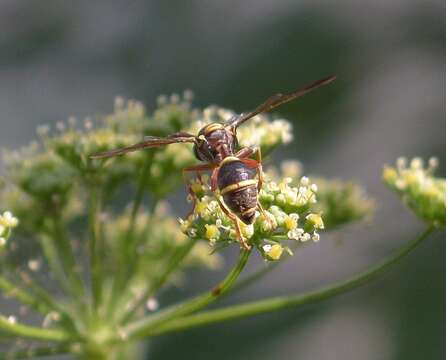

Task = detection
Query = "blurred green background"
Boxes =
[1,1,445,359]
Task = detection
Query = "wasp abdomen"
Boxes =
[218,159,258,224]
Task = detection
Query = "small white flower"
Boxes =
[300,176,309,186]
[146,298,159,311]
[287,228,304,240]
[0,211,18,228]
[428,157,439,170]
[28,259,41,272]
[56,122,65,132]
[410,157,423,170]
[396,157,407,171]
[262,244,272,252]
[301,233,311,242]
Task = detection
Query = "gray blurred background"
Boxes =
[1,1,446,359]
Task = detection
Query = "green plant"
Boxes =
[0,93,443,359]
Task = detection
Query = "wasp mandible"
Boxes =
[91,75,336,249]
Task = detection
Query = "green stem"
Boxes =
[0,344,70,359]
[148,225,435,337]
[88,184,102,310]
[106,152,154,317]
[0,316,68,342]
[0,276,51,315]
[52,216,86,301]
[1,259,75,326]
[127,151,155,251]
[39,234,73,296]
[124,248,251,340]
[119,236,198,324]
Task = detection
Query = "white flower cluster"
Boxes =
[383,157,446,227]
[0,211,19,249]
[179,173,323,261]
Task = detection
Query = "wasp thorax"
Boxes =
[193,123,237,162]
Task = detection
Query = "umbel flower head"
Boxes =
[0,210,18,249]
[266,160,374,230]
[180,173,324,261]
[383,157,446,227]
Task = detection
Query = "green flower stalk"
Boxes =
[0,92,441,359]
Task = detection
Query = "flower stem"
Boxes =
[0,315,68,342]
[51,216,86,302]
[39,234,73,297]
[88,184,102,310]
[124,248,251,340]
[0,344,70,359]
[106,152,154,317]
[0,275,51,315]
[148,225,435,337]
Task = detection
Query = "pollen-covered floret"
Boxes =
[179,173,323,261]
[383,157,446,227]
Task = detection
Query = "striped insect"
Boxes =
[91,75,336,249]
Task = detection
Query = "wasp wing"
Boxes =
[227,75,336,129]
[90,132,195,159]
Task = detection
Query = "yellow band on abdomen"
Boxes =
[220,179,258,195]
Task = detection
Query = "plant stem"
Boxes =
[0,276,51,315]
[148,225,435,337]
[88,184,102,311]
[124,248,251,340]
[126,151,155,259]
[52,216,86,302]
[0,344,70,359]
[0,315,68,342]
[119,236,198,324]
[127,153,154,241]
[39,234,73,296]
[106,152,154,317]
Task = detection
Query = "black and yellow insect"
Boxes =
[91,75,336,249]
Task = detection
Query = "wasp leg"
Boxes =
[210,166,221,192]
[236,147,264,191]
[183,163,218,176]
[215,197,251,250]
[238,148,274,229]
[235,146,255,159]
[256,200,275,230]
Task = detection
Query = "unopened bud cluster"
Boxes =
[383,157,446,227]
[180,174,323,261]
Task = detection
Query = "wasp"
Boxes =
[91,75,336,249]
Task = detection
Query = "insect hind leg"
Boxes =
[215,197,251,251]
